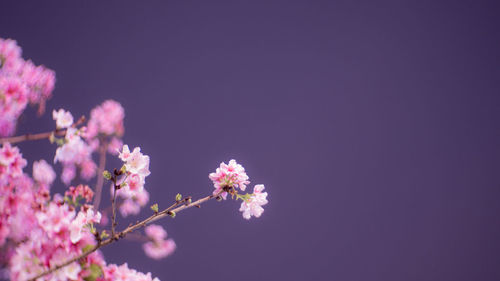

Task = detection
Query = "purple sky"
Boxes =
[2,1,500,280]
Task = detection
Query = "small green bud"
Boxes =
[187,198,192,204]
[151,203,159,213]
[100,230,109,239]
[175,193,182,201]
[169,211,176,218]
[102,170,112,180]
[119,165,127,174]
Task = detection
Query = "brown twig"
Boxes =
[0,116,86,145]
[93,139,108,211]
[27,191,219,281]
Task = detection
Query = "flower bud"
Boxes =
[102,170,112,180]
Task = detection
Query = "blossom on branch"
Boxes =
[239,184,269,220]
[52,108,74,129]
[209,159,250,199]
[116,144,151,217]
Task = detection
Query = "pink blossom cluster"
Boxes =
[0,141,160,280]
[142,224,176,260]
[33,159,56,187]
[65,184,95,204]
[209,160,269,219]
[116,144,151,217]
[0,38,55,136]
[209,159,250,199]
[0,142,27,186]
[86,100,125,155]
[53,109,97,184]
[102,263,160,281]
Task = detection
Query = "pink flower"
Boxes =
[54,128,97,184]
[70,208,101,243]
[143,225,176,260]
[143,239,176,260]
[52,108,73,129]
[0,38,22,70]
[80,158,97,180]
[118,199,141,217]
[122,173,145,195]
[239,184,268,220]
[35,202,75,235]
[107,137,123,155]
[32,159,56,185]
[144,225,167,241]
[120,145,150,177]
[65,184,94,203]
[209,159,250,198]
[61,164,76,185]
[102,263,160,281]
[0,142,27,182]
[117,189,150,217]
[86,100,124,139]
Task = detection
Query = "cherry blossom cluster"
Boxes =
[53,109,97,184]
[0,141,161,281]
[142,224,176,260]
[85,100,125,155]
[209,159,269,219]
[116,144,151,217]
[0,38,55,137]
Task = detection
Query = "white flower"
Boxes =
[121,145,150,177]
[239,184,268,220]
[52,108,73,129]
[70,208,101,244]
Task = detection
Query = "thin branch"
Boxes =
[0,116,86,145]
[28,191,219,281]
[93,139,108,211]
[111,185,117,237]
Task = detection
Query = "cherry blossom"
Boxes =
[143,225,176,260]
[52,108,74,129]
[209,159,250,199]
[0,38,55,136]
[102,263,160,281]
[33,159,56,186]
[239,184,269,220]
[86,99,124,140]
[54,126,96,184]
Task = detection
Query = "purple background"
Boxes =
[2,1,500,280]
